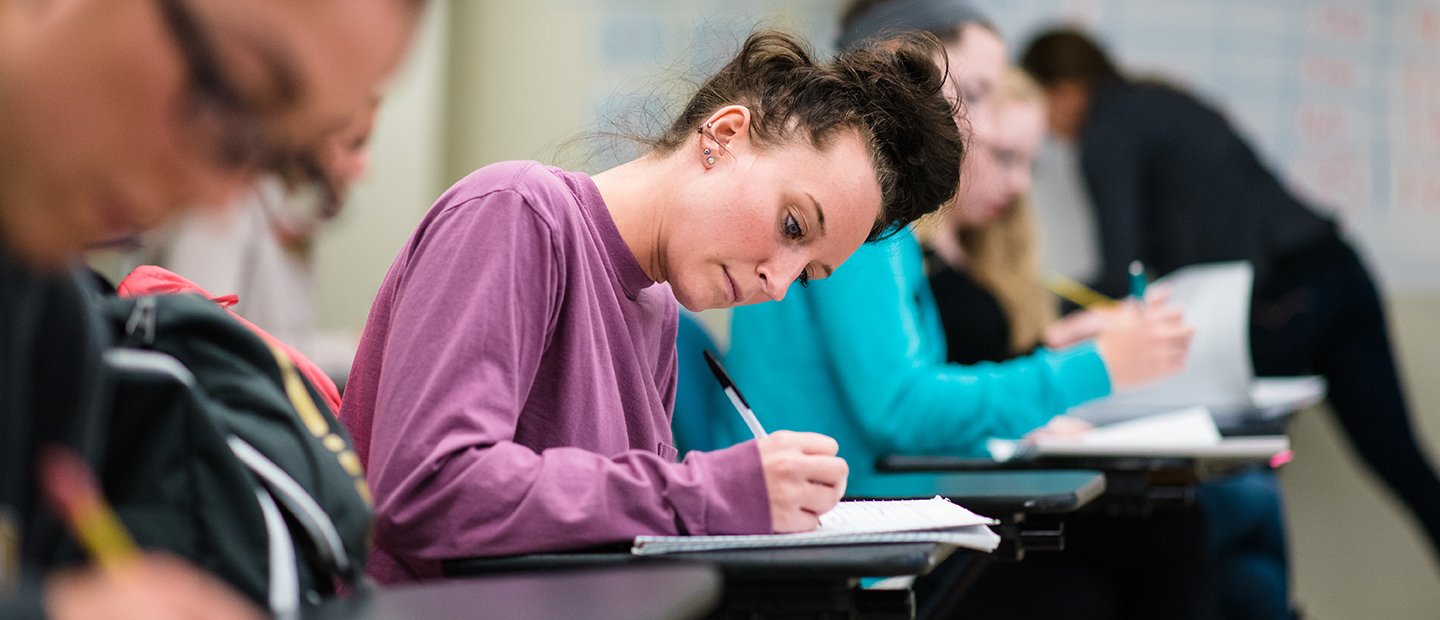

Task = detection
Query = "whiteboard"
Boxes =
[570,0,1440,292]
[973,0,1440,293]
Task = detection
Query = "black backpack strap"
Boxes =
[104,343,306,614]
[121,296,158,348]
[263,343,372,507]
[252,484,301,618]
[227,436,354,582]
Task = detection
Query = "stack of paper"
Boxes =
[1069,261,1327,427]
[1071,262,1256,424]
[1249,376,1327,417]
[631,496,1000,555]
[989,407,1289,460]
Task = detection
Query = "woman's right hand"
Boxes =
[1093,298,1194,390]
[756,431,849,533]
[1042,308,1110,349]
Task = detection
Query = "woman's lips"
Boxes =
[723,266,742,305]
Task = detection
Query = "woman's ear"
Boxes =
[701,105,753,164]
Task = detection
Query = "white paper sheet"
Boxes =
[817,496,993,533]
[987,407,1288,460]
[1071,262,1256,423]
[631,497,1002,555]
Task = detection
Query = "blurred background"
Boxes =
[320,1,1440,616]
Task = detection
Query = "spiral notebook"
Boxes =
[631,496,1000,555]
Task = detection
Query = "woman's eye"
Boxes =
[989,147,1019,168]
[783,213,804,240]
[796,270,811,288]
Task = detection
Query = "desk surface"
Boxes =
[306,564,720,620]
[1021,436,1289,460]
[852,470,1107,516]
[880,436,1285,473]
[442,541,958,580]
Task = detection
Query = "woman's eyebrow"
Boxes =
[806,191,827,236]
[158,0,303,110]
[803,192,836,278]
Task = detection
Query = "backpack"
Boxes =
[97,293,371,615]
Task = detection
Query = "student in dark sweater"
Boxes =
[1023,26,1440,576]
[0,0,423,616]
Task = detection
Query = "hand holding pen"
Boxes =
[703,351,849,532]
[1092,284,1194,390]
[1042,262,1192,389]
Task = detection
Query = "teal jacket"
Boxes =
[726,229,1112,495]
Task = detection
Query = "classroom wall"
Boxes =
[319,1,1440,616]
[1281,294,1440,619]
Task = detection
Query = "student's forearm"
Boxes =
[369,439,770,561]
[850,343,1111,456]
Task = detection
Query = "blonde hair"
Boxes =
[958,67,1056,354]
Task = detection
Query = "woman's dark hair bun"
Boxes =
[653,29,964,241]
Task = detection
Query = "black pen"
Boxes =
[702,350,768,439]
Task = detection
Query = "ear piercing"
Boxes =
[702,123,717,166]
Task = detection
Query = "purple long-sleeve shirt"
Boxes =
[340,162,771,583]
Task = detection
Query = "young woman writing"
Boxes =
[339,29,967,583]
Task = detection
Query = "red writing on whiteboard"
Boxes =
[1430,111,1440,151]
[1296,104,1349,141]
[1395,169,1440,209]
[1300,56,1356,88]
[1398,110,1440,151]
[1313,6,1367,40]
[1401,66,1440,96]
[1418,8,1440,44]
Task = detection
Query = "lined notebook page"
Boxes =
[632,497,1000,555]
[818,497,992,533]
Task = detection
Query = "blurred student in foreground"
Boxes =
[0,0,423,617]
[157,98,382,386]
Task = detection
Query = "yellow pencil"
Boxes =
[40,447,141,573]
[1044,272,1116,309]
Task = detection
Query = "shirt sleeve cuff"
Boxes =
[1043,341,1113,408]
[679,440,772,535]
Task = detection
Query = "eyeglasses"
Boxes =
[154,0,313,179]
[983,140,1035,173]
